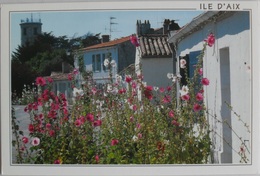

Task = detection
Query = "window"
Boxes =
[179,50,201,86]
[33,27,38,35]
[92,54,101,72]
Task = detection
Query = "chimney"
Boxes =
[101,35,110,43]
[169,20,181,31]
[163,19,171,35]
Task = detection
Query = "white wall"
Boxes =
[176,12,251,164]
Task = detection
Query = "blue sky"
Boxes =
[11,10,203,54]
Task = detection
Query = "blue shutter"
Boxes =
[188,50,201,78]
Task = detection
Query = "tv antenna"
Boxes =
[109,17,118,39]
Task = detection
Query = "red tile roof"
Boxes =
[81,36,131,51]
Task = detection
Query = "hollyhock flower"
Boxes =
[193,103,202,112]
[163,95,171,103]
[35,77,46,86]
[125,75,132,83]
[116,74,122,82]
[49,130,55,137]
[202,78,210,86]
[179,85,189,96]
[93,120,102,127]
[54,159,61,164]
[68,73,73,81]
[73,68,79,75]
[136,123,141,129]
[86,113,94,122]
[74,119,82,127]
[130,35,140,47]
[47,77,53,83]
[48,110,57,119]
[95,155,99,163]
[31,137,40,146]
[167,86,172,91]
[138,133,142,139]
[132,135,138,142]
[22,137,29,144]
[28,124,34,133]
[196,93,203,101]
[73,87,84,97]
[167,73,174,79]
[172,120,180,127]
[137,74,144,80]
[111,139,119,146]
[180,59,187,68]
[144,86,153,100]
[199,68,203,75]
[205,33,215,47]
[159,87,165,93]
[130,116,134,122]
[118,88,126,94]
[181,94,190,101]
[110,60,116,67]
[132,104,137,111]
[91,88,97,95]
[46,123,51,129]
[168,110,174,118]
[104,58,109,67]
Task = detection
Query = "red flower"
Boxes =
[162,95,171,103]
[202,78,210,86]
[86,113,94,122]
[95,155,99,163]
[35,77,46,86]
[28,124,34,133]
[168,110,174,118]
[171,120,180,127]
[144,86,153,100]
[22,136,29,144]
[159,87,165,93]
[54,159,61,164]
[196,93,203,101]
[74,119,82,127]
[125,75,132,83]
[193,103,202,112]
[118,88,126,94]
[49,130,55,137]
[181,94,190,101]
[93,120,102,127]
[68,73,73,81]
[130,35,140,47]
[111,139,119,146]
[205,33,215,47]
[47,77,53,83]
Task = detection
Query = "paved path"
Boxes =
[12,105,30,163]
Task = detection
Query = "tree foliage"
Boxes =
[12,31,101,97]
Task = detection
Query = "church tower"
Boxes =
[20,14,42,46]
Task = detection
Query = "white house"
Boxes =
[168,11,251,164]
[78,35,136,88]
[135,20,180,88]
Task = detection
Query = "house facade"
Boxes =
[168,11,251,164]
[135,20,180,88]
[78,35,136,87]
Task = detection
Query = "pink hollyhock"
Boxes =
[167,86,172,91]
[125,75,132,83]
[137,74,144,80]
[91,88,97,95]
[132,104,137,111]
[193,103,202,112]
[28,124,34,133]
[181,94,190,101]
[74,119,82,127]
[131,81,137,89]
[159,87,165,93]
[35,77,46,86]
[130,116,134,122]
[130,35,140,47]
[196,93,203,101]
[171,120,180,127]
[202,78,210,86]
[73,68,79,75]
[205,33,215,47]
[68,73,73,81]
[168,110,174,118]
[47,77,53,83]
[118,88,126,94]
[54,159,61,164]
[46,123,51,129]
[48,110,57,119]
[138,133,142,139]
[49,130,55,137]
[22,136,29,144]
[136,123,141,129]
[93,120,102,127]
[95,155,99,163]
[31,137,40,146]
[111,139,119,146]
[86,113,94,122]
[163,95,171,103]
[199,68,203,75]
[144,85,153,100]
[180,59,187,68]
